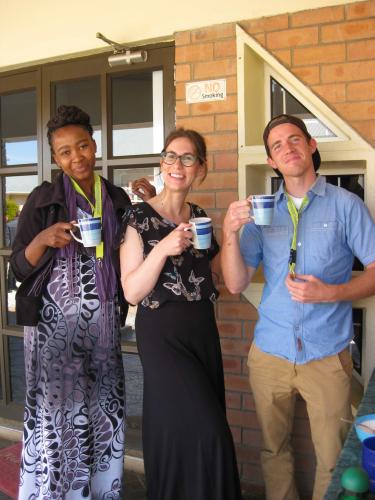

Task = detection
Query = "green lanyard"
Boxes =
[70,174,104,259]
[286,194,309,275]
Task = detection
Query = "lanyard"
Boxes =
[286,194,309,275]
[70,174,104,259]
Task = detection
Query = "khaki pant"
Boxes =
[248,343,353,500]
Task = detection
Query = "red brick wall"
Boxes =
[175,1,374,495]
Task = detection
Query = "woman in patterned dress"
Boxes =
[10,105,154,499]
[120,129,242,500]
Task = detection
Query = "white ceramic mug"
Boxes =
[251,195,275,225]
[189,217,212,249]
[70,217,102,247]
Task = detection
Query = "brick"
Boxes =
[294,43,346,66]
[266,27,318,50]
[243,320,257,339]
[312,83,346,103]
[215,113,238,132]
[216,190,238,209]
[191,24,235,43]
[348,38,375,61]
[217,319,242,337]
[254,33,266,46]
[227,408,257,426]
[193,59,237,79]
[175,100,190,118]
[225,76,237,95]
[175,81,185,100]
[293,65,320,85]
[322,60,375,82]
[236,444,260,463]
[174,31,191,46]
[196,171,237,192]
[175,63,191,82]
[220,338,251,357]
[240,14,289,34]
[321,19,375,43]
[243,428,263,448]
[242,464,264,484]
[186,192,215,209]
[176,43,214,63]
[346,1,375,19]
[218,301,259,321]
[230,425,242,444]
[335,101,375,121]
[205,132,237,151]
[176,114,214,133]
[351,120,375,147]
[291,5,344,27]
[274,49,291,67]
[347,80,375,101]
[225,374,251,393]
[217,285,241,302]
[191,95,237,116]
[223,356,242,374]
[243,393,257,411]
[214,151,238,170]
[214,39,237,58]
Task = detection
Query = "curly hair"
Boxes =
[162,128,208,181]
[47,105,94,150]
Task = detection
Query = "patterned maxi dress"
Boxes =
[19,253,125,496]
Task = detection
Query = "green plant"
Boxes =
[6,198,19,222]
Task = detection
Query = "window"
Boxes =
[0,44,174,425]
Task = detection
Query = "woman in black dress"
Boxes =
[120,129,241,500]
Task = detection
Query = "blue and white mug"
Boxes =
[189,217,212,250]
[251,195,275,226]
[70,217,102,247]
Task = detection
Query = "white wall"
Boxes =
[0,0,357,70]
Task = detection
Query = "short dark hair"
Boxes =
[263,114,321,176]
[162,128,208,181]
[47,105,94,150]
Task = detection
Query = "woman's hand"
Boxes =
[37,222,74,248]
[156,223,193,257]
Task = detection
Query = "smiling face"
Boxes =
[51,124,97,193]
[266,123,317,181]
[160,137,204,192]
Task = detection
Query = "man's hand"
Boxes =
[132,178,156,201]
[223,199,252,236]
[285,273,336,303]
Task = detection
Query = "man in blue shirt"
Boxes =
[221,114,375,500]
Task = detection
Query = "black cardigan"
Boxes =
[10,172,131,326]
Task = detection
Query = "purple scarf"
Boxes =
[57,174,118,345]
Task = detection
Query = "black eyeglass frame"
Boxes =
[160,151,200,167]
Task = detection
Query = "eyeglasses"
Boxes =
[160,151,198,167]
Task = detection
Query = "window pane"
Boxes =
[271,78,335,139]
[4,175,38,247]
[113,166,162,203]
[54,78,102,157]
[0,90,37,166]
[8,336,25,404]
[111,71,164,156]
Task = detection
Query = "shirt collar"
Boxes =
[275,175,327,203]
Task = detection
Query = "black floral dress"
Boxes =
[125,202,241,500]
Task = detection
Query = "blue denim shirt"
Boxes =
[240,176,375,364]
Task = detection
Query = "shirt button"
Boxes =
[297,242,302,247]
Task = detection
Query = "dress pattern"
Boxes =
[19,254,125,500]
[125,202,219,309]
